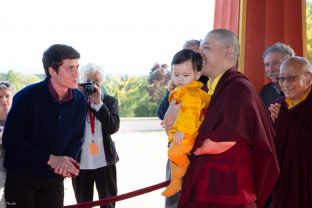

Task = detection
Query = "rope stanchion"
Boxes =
[64,180,170,208]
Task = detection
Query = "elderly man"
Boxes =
[260,43,295,109]
[269,56,312,208]
[178,29,279,208]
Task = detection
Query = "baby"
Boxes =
[162,49,210,197]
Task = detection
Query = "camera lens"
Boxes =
[79,81,97,96]
[84,84,96,96]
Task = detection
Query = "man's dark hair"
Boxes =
[42,44,80,77]
[171,49,203,72]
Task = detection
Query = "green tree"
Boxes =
[103,63,171,117]
[147,63,171,103]
[103,73,167,117]
[104,75,147,117]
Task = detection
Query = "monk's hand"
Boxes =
[160,120,165,128]
[160,119,170,136]
[173,130,185,144]
[194,139,236,155]
[163,99,181,132]
[269,103,281,123]
[194,139,210,155]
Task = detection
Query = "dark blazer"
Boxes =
[88,94,120,165]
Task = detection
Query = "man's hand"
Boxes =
[268,103,281,123]
[173,130,185,144]
[47,155,80,177]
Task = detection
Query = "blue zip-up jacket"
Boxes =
[3,78,87,178]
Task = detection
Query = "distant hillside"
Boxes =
[34,74,46,80]
[0,71,45,91]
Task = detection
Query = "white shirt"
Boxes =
[80,102,107,170]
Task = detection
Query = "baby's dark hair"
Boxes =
[171,49,203,72]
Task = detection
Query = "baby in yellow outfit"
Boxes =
[162,49,210,197]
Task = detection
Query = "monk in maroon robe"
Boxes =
[178,29,279,208]
[269,56,312,208]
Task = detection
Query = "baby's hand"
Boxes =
[173,130,185,144]
[167,80,176,92]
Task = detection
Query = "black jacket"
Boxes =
[87,94,120,165]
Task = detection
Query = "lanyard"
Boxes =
[88,110,99,155]
[89,111,95,136]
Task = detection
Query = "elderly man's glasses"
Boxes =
[276,75,298,83]
[277,72,309,84]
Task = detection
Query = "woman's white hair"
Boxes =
[80,63,104,82]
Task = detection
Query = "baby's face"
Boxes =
[172,60,200,87]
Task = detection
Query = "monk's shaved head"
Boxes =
[280,56,312,74]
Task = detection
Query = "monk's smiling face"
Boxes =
[278,57,312,104]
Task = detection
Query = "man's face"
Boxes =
[50,59,79,89]
[200,33,226,77]
[0,88,13,115]
[279,63,311,102]
[263,52,285,82]
[172,60,200,87]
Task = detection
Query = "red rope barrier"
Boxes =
[64,180,170,208]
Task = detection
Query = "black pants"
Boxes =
[4,170,64,208]
[72,165,117,208]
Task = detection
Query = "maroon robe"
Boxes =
[272,89,312,208]
[178,68,279,208]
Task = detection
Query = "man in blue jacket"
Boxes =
[2,44,87,208]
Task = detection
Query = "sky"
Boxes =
[0,0,215,76]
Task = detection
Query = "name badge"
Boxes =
[90,143,99,156]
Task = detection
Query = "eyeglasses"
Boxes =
[276,75,297,83]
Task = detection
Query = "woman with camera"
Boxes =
[72,63,120,208]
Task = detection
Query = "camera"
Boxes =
[79,81,97,96]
